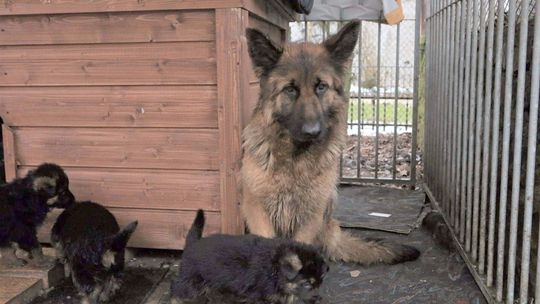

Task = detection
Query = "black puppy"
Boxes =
[0,163,75,266]
[51,201,138,304]
[170,210,329,304]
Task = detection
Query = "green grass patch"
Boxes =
[347,98,413,125]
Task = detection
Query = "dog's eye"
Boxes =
[284,86,299,99]
[315,83,328,95]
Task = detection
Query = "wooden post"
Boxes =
[2,125,17,182]
[216,8,249,235]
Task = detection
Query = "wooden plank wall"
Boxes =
[0,9,220,249]
[0,3,290,249]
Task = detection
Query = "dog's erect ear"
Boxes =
[246,28,283,77]
[280,252,303,280]
[323,20,360,66]
[111,221,138,252]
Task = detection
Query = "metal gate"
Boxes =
[424,0,540,303]
[289,2,420,185]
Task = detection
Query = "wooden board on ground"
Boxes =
[0,276,42,304]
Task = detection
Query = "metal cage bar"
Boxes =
[425,0,540,302]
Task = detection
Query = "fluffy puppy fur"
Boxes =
[170,210,329,304]
[0,163,75,266]
[51,201,138,304]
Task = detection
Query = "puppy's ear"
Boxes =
[102,221,138,268]
[246,28,282,77]
[323,20,360,66]
[280,252,303,280]
[111,221,138,252]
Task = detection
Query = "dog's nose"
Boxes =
[302,122,321,137]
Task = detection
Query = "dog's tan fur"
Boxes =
[241,21,419,265]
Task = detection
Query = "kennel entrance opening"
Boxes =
[289,1,421,185]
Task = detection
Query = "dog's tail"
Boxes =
[321,219,420,265]
[185,209,205,248]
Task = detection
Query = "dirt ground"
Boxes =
[341,133,423,181]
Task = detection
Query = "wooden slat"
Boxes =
[0,10,215,46]
[244,0,295,29]
[0,42,216,86]
[0,86,217,128]
[0,0,295,26]
[38,208,222,249]
[14,127,219,170]
[1,125,17,182]
[19,167,220,211]
[0,0,245,15]
[248,14,283,46]
[216,8,248,235]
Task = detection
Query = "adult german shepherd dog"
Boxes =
[241,21,420,265]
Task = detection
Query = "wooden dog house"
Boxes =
[0,0,294,249]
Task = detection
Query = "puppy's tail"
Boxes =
[321,219,420,265]
[185,209,205,248]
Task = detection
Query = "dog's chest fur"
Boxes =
[242,117,345,236]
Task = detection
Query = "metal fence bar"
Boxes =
[532,0,540,300]
[425,0,539,302]
[446,1,456,223]
[410,0,421,185]
[458,0,467,243]
[487,0,505,288]
[467,0,479,257]
[462,0,473,251]
[374,21,381,180]
[443,1,451,215]
[472,0,486,263]
[496,0,517,299]
[480,0,496,277]
[507,0,531,301]
[393,24,400,180]
[356,21,363,179]
[451,0,461,232]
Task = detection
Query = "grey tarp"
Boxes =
[303,0,386,21]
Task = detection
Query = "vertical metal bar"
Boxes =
[461,0,472,250]
[375,21,381,179]
[487,0,505,288]
[466,0,479,256]
[507,0,530,301]
[357,22,363,179]
[450,2,461,233]
[496,0,517,299]
[304,20,308,42]
[426,2,432,185]
[435,1,443,198]
[446,2,456,223]
[442,2,451,214]
[520,8,539,295]
[531,0,540,300]
[393,24,400,181]
[472,0,486,263]
[481,0,496,277]
[458,0,468,242]
[410,0,421,185]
